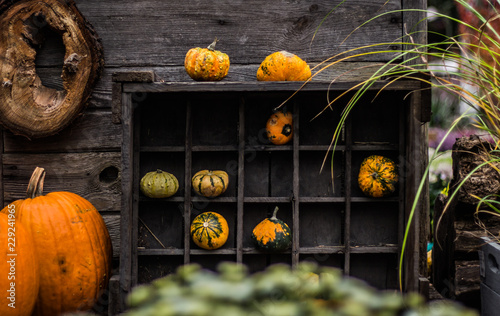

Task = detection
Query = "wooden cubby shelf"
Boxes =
[120,80,418,294]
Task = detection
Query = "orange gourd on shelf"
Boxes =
[192,170,229,198]
[252,207,292,252]
[266,110,293,145]
[190,212,229,250]
[185,38,230,81]
[256,51,311,81]
[358,155,398,198]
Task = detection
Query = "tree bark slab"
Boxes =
[451,135,500,205]
[0,0,103,138]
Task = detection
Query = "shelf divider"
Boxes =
[292,101,300,266]
[237,97,246,263]
[183,100,193,264]
[120,92,134,294]
[344,113,352,275]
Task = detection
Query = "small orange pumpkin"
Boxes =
[184,38,230,81]
[256,51,311,81]
[0,212,39,316]
[266,110,293,145]
[1,167,112,316]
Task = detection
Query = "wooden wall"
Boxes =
[1,0,417,263]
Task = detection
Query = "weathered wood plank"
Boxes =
[112,71,156,83]
[32,0,402,68]
[432,194,456,298]
[121,80,421,94]
[2,152,121,212]
[3,110,121,152]
[112,82,123,124]
[455,260,480,296]
[103,214,120,258]
[455,216,500,254]
[35,61,408,110]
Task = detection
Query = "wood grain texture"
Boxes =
[103,214,121,258]
[3,109,121,152]
[35,62,403,113]
[2,152,121,212]
[0,0,104,138]
[455,260,480,296]
[28,0,403,68]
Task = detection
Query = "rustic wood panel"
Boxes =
[103,214,121,258]
[455,260,480,297]
[32,0,402,68]
[36,62,404,114]
[3,110,121,152]
[2,152,121,212]
[455,216,500,254]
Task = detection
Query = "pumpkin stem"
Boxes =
[26,167,46,199]
[271,206,279,220]
[207,38,219,51]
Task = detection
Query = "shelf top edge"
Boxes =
[121,80,421,93]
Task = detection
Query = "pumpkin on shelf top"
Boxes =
[140,169,179,198]
[358,155,399,198]
[252,206,292,252]
[256,51,311,81]
[190,211,229,250]
[266,110,293,145]
[192,169,229,198]
[184,38,230,81]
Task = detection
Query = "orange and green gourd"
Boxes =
[358,155,398,198]
[192,170,228,198]
[0,212,39,316]
[140,169,179,198]
[0,167,112,316]
[184,38,230,81]
[256,51,311,81]
[190,211,229,250]
[252,206,292,252]
[266,110,293,145]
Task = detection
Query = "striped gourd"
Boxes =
[190,211,229,250]
[191,170,228,198]
[357,155,398,198]
[140,169,179,198]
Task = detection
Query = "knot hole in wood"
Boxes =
[99,166,119,184]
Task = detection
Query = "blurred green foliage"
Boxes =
[123,262,478,316]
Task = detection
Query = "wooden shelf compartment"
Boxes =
[120,81,415,295]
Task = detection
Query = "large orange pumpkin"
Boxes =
[0,212,39,316]
[1,167,112,316]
